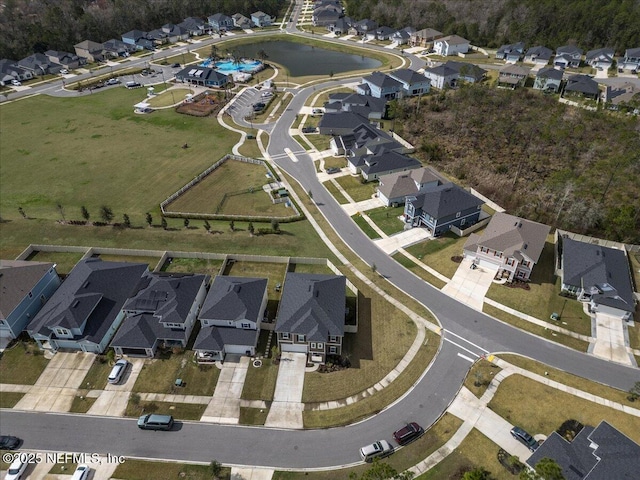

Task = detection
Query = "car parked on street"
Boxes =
[108,359,129,384]
[171,63,181,68]
[393,422,424,445]
[137,414,174,430]
[510,426,539,451]
[5,458,28,480]
[0,435,21,450]
[359,440,393,462]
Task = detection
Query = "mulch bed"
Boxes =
[451,255,463,263]
[504,280,531,290]
[497,448,524,475]
[556,419,584,441]
[176,93,225,117]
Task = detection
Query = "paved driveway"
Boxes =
[441,257,497,310]
[88,358,145,416]
[374,228,431,255]
[201,356,250,424]
[591,312,634,366]
[264,352,306,428]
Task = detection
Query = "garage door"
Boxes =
[280,343,308,353]
[478,259,500,271]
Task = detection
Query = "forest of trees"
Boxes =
[0,0,288,59]
[389,85,640,243]
[345,0,640,52]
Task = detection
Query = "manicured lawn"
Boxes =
[366,206,406,236]
[24,251,85,274]
[485,242,591,335]
[69,395,96,413]
[0,392,24,408]
[0,341,49,384]
[49,463,78,475]
[125,399,206,420]
[483,304,589,352]
[241,357,279,401]
[237,137,264,159]
[405,232,474,279]
[160,52,198,65]
[79,356,112,390]
[239,407,269,425]
[146,88,194,107]
[391,253,447,289]
[113,459,231,480]
[289,262,334,275]
[162,257,224,275]
[224,261,288,302]
[165,159,290,218]
[629,322,640,351]
[304,133,332,152]
[322,157,347,170]
[132,352,220,396]
[334,175,376,202]
[97,254,161,268]
[629,251,640,295]
[463,359,502,398]
[352,214,382,239]
[322,180,349,204]
[488,374,640,444]
[307,87,353,107]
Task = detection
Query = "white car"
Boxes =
[108,359,129,384]
[359,440,393,462]
[5,458,28,480]
[59,69,69,75]
[71,464,90,480]
[261,91,273,98]
[11,79,21,86]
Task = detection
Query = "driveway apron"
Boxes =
[442,257,496,310]
[87,358,145,416]
[591,312,634,366]
[264,352,306,429]
[201,355,250,424]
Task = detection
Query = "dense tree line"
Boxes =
[0,0,287,59]
[346,0,640,52]
[390,85,640,243]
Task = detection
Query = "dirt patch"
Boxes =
[176,92,226,117]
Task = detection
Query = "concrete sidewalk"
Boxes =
[265,352,306,428]
[230,467,275,480]
[201,356,250,424]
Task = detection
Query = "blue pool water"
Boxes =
[200,58,263,73]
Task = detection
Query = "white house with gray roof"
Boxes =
[275,272,346,364]
[110,272,208,357]
[193,276,268,361]
[463,213,551,281]
[559,237,635,321]
[26,258,148,353]
[433,35,470,56]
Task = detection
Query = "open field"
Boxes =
[146,88,194,108]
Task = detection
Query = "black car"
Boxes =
[301,126,317,133]
[325,167,341,174]
[510,426,539,451]
[253,102,266,112]
[171,63,181,68]
[0,435,21,450]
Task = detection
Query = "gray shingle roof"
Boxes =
[561,237,634,312]
[360,150,421,176]
[193,325,259,351]
[389,68,427,85]
[200,276,267,323]
[0,260,56,320]
[565,74,599,96]
[362,71,402,89]
[557,45,583,56]
[410,183,483,219]
[445,61,487,81]
[537,67,564,80]
[525,45,553,60]
[625,47,640,57]
[424,64,458,77]
[111,312,187,349]
[318,112,370,130]
[585,47,614,61]
[275,273,346,341]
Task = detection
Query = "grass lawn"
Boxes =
[289,262,334,275]
[113,459,231,480]
[0,341,49,384]
[132,352,220,396]
[405,233,473,279]
[49,463,78,475]
[69,394,96,413]
[161,257,224,275]
[416,429,513,480]
[629,251,640,295]
[488,374,640,444]
[391,253,447,289]
[125,399,206,420]
[24,251,85,274]
[160,52,198,65]
[146,88,194,108]
[304,133,332,152]
[237,137,264,159]
[274,413,463,480]
[225,261,288,303]
[97,254,161,268]
[366,206,406,236]
[307,86,353,107]
[629,321,640,351]
[322,180,349,204]
[485,242,591,336]
[322,157,347,170]
[165,159,289,218]
[483,304,589,352]
[334,175,376,202]
[352,214,382,239]
[79,356,112,390]
[239,407,269,425]
[241,357,279,401]
[0,392,24,408]
[463,359,502,398]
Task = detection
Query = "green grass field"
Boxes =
[146,88,194,107]
[366,206,406,236]
[405,232,472,279]
[334,175,377,202]
[0,341,49,384]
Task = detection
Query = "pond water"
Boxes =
[226,40,382,77]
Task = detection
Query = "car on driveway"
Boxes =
[0,435,21,450]
[325,167,340,174]
[71,464,90,480]
[5,458,28,480]
[301,126,316,133]
[11,79,21,86]
[510,426,539,451]
[312,108,324,115]
[393,422,424,445]
[108,359,129,384]
[359,440,393,462]
[59,69,69,75]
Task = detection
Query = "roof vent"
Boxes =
[523,243,528,250]
[72,300,80,308]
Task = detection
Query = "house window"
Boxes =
[329,346,338,354]
[297,334,305,343]
[28,292,33,298]
[329,336,338,343]
[310,342,317,349]
[281,332,290,340]
[456,212,461,218]
[241,323,251,329]
[317,342,324,350]
[55,328,67,336]
[460,218,466,226]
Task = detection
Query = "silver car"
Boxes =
[359,440,393,462]
[108,359,129,384]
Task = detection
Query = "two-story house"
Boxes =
[193,276,268,361]
[433,35,470,56]
[463,213,551,281]
[534,67,564,92]
[391,27,416,45]
[0,59,34,86]
[208,13,234,32]
[554,45,583,69]
[377,167,446,206]
[179,17,212,36]
[621,47,640,71]
[17,53,60,76]
[110,272,209,357]
[275,272,346,364]
[356,71,403,99]
[498,64,530,88]
[323,93,387,120]
[585,47,615,70]
[0,261,61,344]
[404,183,484,235]
[523,46,553,66]
[73,40,106,63]
[44,50,85,70]
[409,28,443,48]
[232,13,253,29]
[27,258,148,353]
[563,74,599,100]
[251,11,273,28]
[388,68,430,96]
[496,42,525,62]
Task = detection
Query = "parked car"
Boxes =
[171,63,181,68]
[359,440,393,462]
[106,78,120,85]
[108,359,129,384]
[261,91,273,98]
[510,426,539,451]
[125,81,142,89]
[11,79,21,86]
[253,102,266,112]
[5,458,28,480]
[59,69,69,75]
[325,167,340,174]
[71,464,90,480]
[137,414,174,430]
[0,436,21,450]
[301,126,316,133]
[312,108,324,115]
[393,422,424,445]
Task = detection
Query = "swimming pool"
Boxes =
[200,58,263,74]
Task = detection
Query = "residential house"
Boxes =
[161,23,190,42]
[313,7,342,27]
[1,59,34,86]
[251,11,273,27]
[523,46,552,66]
[533,67,563,92]
[496,42,525,62]
[388,68,431,96]
[405,183,484,235]
[559,237,635,321]
[366,26,396,42]
[391,27,416,45]
[446,61,486,84]
[17,53,60,76]
[323,93,387,120]
[423,63,459,89]
[146,29,170,46]
[554,45,583,69]
[74,40,106,63]
[175,67,229,87]
[349,19,377,36]
[621,47,640,71]
[45,50,85,70]
[463,213,550,281]
[433,35,470,56]
[526,421,640,479]
[26,258,148,353]
[409,28,443,48]
[351,148,422,181]
[0,261,61,342]
[208,13,234,32]
[121,30,154,50]
[357,71,403,99]
[332,123,404,157]
[377,167,446,206]
[179,17,211,36]
[602,82,639,112]
[275,272,346,364]
[585,47,615,70]
[318,111,370,135]
[102,39,136,58]
[497,64,530,88]
[232,13,253,29]
[563,74,599,100]
[111,272,208,357]
[193,276,268,361]
[328,17,352,35]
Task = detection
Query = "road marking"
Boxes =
[443,337,481,359]
[284,148,299,162]
[444,329,490,354]
[457,352,475,362]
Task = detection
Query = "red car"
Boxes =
[393,422,424,445]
